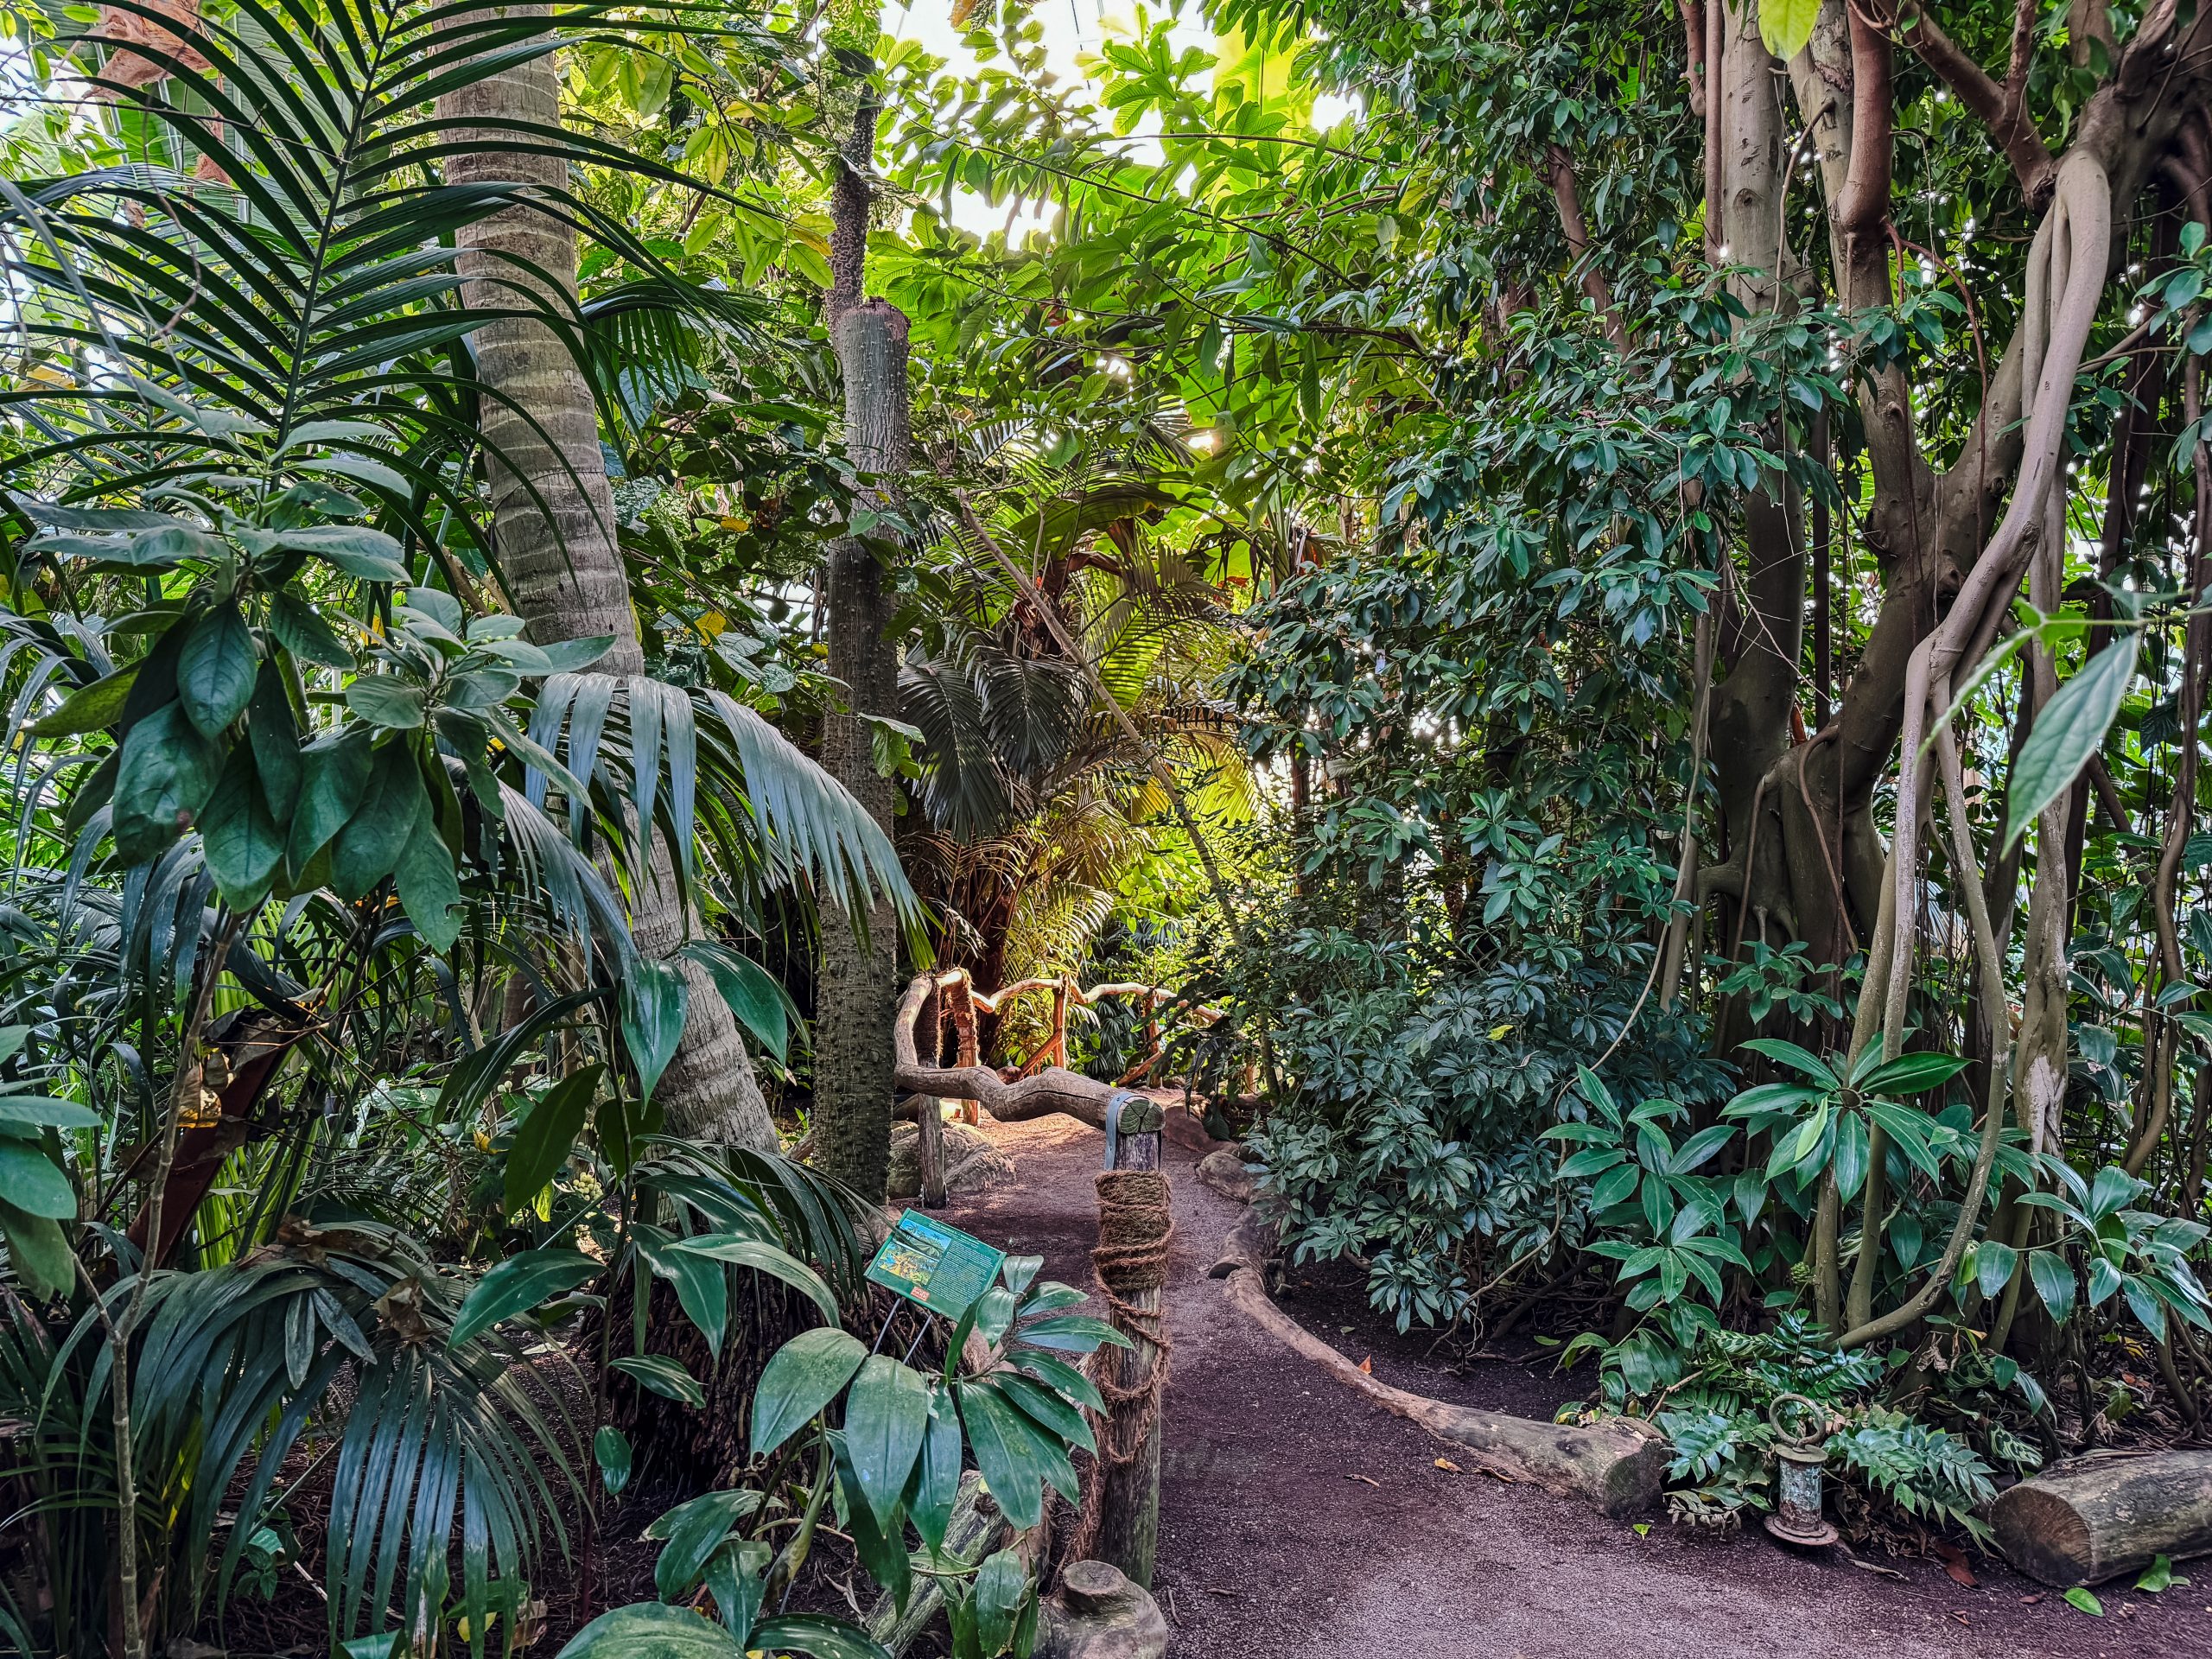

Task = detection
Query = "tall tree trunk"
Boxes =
[814,80,909,1200]
[437,20,777,1148]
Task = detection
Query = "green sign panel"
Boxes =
[866,1211,1006,1320]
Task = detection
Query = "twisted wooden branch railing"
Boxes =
[891,969,1220,1205]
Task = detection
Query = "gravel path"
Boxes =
[938,1114,2212,1659]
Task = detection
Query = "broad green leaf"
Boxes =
[750,1326,867,1456]
[247,666,302,821]
[955,1379,1068,1529]
[177,601,256,737]
[286,728,373,873]
[1856,1052,1969,1096]
[1589,1163,1640,1211]
[113,702,219,861]
[638,1224,730,1358]
[612,1354,707,1407]
[1976,1240,2018,1300]
[29,663,137,736]
[2063,1586,2103,1617]
[2135,1554,2185,1592]
[678,941,791,1064]
[1009,1314,1131,1354]
[1758,0,1819,60]
[645,1488,760,1601]
[0,1198,72,1298]
[972,1548,1031,1656]
[594,1425,632,1496]
[198,749,285,909]
[911,1389,963,1552]
[269,591,356,667]
[700,1539,770,1639]
[1832,1109,1869,1202]
[393,821,464,954]
[674,1234,840,1324]
[1740,1039,1838,1087]
[504,1065,601,1215]
[844,1356,930,1528]
[2088,1164,2145,1221]
[745,1614,893,1659]
[553,1603,747,1659]
[0,1141,74,1218]
[269,524,410,582]
[621,957,690,1103]
[994,1370,1095,1456]
[0,1095,99,1131]
[332,746,429,899]
[346,676,426,730]
[448,1247,599,1347]
[2005,636,2137,849]
[2027,1249,2076,1322]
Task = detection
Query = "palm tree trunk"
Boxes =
[812,81,908,1201]
[437,22,776,1149]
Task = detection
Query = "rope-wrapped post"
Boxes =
[1067,1095,1170,1588]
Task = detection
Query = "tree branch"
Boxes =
[1872,0,2056,204]
[1545,143,1630,348]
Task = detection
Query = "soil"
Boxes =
[938,1114,2212,1659]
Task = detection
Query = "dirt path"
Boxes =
[938,1116,2211,1659]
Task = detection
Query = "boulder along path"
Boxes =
[932,1113,2209,1659]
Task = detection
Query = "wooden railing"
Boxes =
[890,968,1220,1205]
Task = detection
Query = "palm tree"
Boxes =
[436,11,781,1148]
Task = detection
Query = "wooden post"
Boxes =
[1081,1096,1166,1588]
[949,982,981,1124]
[1051,976,1071,1071]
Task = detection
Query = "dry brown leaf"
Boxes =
[1357,1356,1373,1373]
[1934,1541,1978,1589]
[1434,1458,1461,1473]
[1345,1473,1381,1487]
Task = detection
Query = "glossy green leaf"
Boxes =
[956,1379,1068,1529]
[1010,1314,1130,1354]
[844,1355,930,1528]
[2005,636,2137,849]
[393,820,464,953]
[0,1141,75,1218]
[972,1548,1031,1656]
[637,1224,729,1359]
[750,1327,866,1456]
[346,676,427,730]
[645,1488,760,1601]
[28,663,137,736]
[0,1095,99,1132]
[745,1614,893,1659]
[113,702,219,861]
[621,957,690,1103]
[269,591,356,667]
[178,601,257,737]
[199,748,284,908]
[612,1354,707,1407]
[1975,1240,2018,1300]
[553,1603,747,1659]
[286,727,373,873]
[504,1065,601,1215]
[448,1247,599,1348]
[1758,0,1818,59]
[1856,1052,1969,1096]
[673,1235,840,1325]
[332,745,429,899]
[678,940,791,1063]
[594,1425,632,1496]
[911,1389,963,1551]
[0,1198,72,1298]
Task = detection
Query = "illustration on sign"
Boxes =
[865,1210,1006,1320]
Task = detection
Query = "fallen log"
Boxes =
[1194,1146,1258,1205]
[1218,1266,1664,1516]
[865,1471,1008,1655]
[1206,1207,1280,1280]
[1991,1450,2212,1586]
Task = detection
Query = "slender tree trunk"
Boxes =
[437,20,776,1147]
[814,80,908,1200]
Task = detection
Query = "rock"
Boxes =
[1194,1145,1258,1205]
[885,1120,1014,1200]
[1037,1560,1170,1659]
